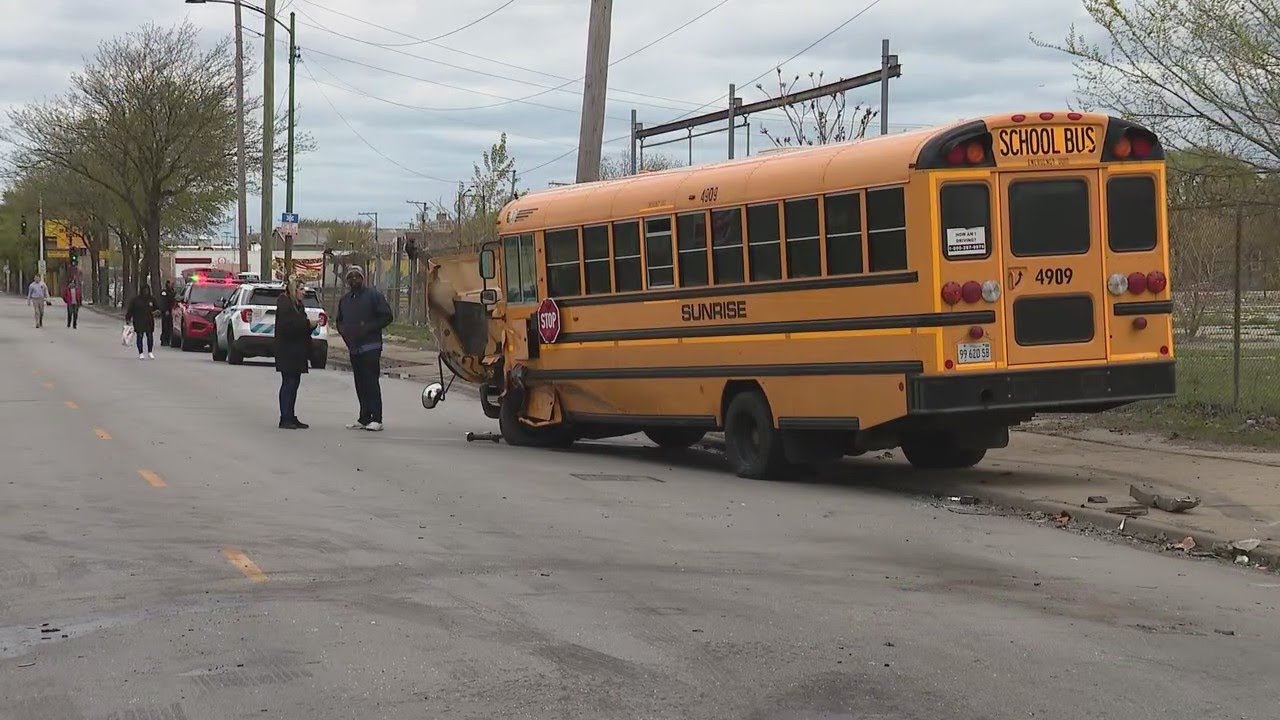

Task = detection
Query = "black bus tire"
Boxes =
[724,390,786,479]
[499,391,572,449]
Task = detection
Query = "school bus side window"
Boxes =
[824,192,864,275]
[867,187,908,271]
[711,208,745,285]
[644,216,675,288]
[502,233,537,304]
[677,212,709,287]
[747,203,782,281]
[583,225,611,294]
[545,228,581,297]
[612,221,643,292]
[784,198,821,278]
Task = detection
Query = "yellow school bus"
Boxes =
[423,111,1175,478]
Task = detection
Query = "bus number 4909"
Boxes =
[1036,268,1073,285]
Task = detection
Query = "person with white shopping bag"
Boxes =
[124,285,159,359]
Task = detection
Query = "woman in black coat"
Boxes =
[275,279,317,429]
[124,285,159,359]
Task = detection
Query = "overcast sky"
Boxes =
[0,0,1097,233]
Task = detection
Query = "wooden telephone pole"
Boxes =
[575,0,613,183]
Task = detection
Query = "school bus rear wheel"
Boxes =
[498,391,574,449]
[643,428,707,450]
[724,390,787,480]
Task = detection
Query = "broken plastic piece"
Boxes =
[1130,484,1200,513]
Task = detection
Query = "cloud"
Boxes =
[0,0,1098,231]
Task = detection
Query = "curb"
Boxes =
[697,435,1280,569]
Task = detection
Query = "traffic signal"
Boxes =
[20,215,27,236]
[405,238,419,260]
[69,248,79,267]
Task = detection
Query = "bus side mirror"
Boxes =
[480,288,498,306]
[421,382,445,410]
[479,249,496,280]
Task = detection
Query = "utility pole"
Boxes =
[629,109,638,175]
[37,195,45,279]
[575,0,612,183]
[234,1,249,273]
[727,84,737,160]
[359,212,379,286]
[283,11,298,278]
[880,39,895,135]
[260,0,276,282]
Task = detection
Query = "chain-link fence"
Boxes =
[1170,205,1280,418]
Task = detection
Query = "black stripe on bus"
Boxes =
[1113,300,1173,316]
[525,361,924,382]
[778,417,861,431]
[557,310,995,344]
[555,271,918,308]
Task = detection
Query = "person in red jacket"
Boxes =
[62,278,83,329]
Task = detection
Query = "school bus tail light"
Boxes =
[1127,271,1148,294]
[941,281,963,306]
[960,281,983,304]
[946,140,989,166]
[1108,273,1129,296]
[1133,317,1149,330]
[1103,121,1162,162]
[1146,270,1167,294]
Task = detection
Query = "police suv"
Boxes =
[212,282,329,368]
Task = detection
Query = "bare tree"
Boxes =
[1035,0,1280,174]
[755,69,879,148]
[599,151,679,180]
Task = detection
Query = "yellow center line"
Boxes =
[222,549,267,583]
[94,428,112,441]
[138,469,167,488]
[65,401,79,410]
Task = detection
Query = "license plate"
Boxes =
[957,342,992,364]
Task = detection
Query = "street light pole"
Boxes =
[283,11,297,279]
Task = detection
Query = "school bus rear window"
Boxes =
[940,183,991,260]
[1107,176,1158,252]
[1009,179,1090,257]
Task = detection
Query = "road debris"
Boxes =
[1106,505,1149,517]
[17,662,35,668]
[1231,539,1262,553]
[465,431,501,444]
[1235,555,1251,565]
[1087,496,1109,504]
[947,495,980,505]
[1167,536,1197,553]
[1214,629,1236,636]
[1054,511,1072,528]
[1129,484,1200,513]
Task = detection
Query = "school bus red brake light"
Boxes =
[1131,134,1154,159]
[1127,271,1148,294]
[1113,135,1133,160]
[1146,270,1167,294]
[960,281,983,304]
[965,142,986,165]
[941,281,963,305]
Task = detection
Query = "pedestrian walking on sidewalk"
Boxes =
[336,265,393,431]
[274,278,318,429]
[125,285,159,360]
[27,276,49,328]
[62,279,83,329]
[159,280,177,346]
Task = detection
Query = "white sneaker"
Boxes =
[148,352,155,359]
[346,421,367,430]
[364,422,384,432]
[139,353,145,360]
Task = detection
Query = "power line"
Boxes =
[663,0,891,124]
[295,0,741,115]
[300,62,459,186]
[301,0,518,48]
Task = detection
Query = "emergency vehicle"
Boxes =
[212,283,329,368]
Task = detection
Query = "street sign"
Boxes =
[536,297,561,344]
[280,212,300,224]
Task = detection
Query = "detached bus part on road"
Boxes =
[422,111,1177,479]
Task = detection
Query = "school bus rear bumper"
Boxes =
[906,361,1176,415]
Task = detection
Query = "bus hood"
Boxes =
[426,252,503,385]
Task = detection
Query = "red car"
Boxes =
[171,281,237,351]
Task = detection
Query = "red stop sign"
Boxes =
[536,297,561,344]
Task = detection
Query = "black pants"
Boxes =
[66,304,79,328]
[351,350,383,424]
[160,313,173,344]
[135,330,154,353]
[279,372,302,420]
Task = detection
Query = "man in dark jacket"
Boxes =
[124,285,159,360]
[337,266,393,431]
[159,280,177,346]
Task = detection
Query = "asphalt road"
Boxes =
[2,297,1277,720]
